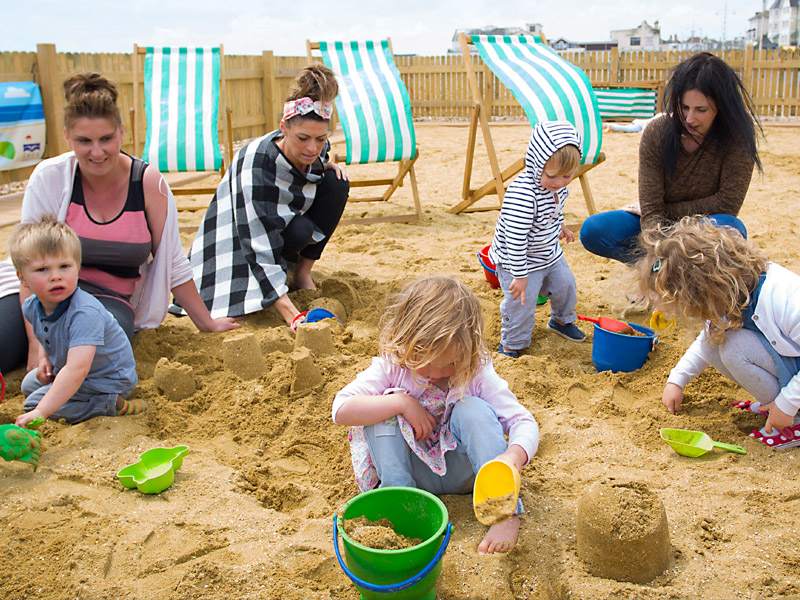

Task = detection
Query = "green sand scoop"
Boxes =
[660,428,746,458]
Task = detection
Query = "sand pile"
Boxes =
[1,123,799,600]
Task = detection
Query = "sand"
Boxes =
[1,122,799,600]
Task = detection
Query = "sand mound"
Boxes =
[1,124,799,599]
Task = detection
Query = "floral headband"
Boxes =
[282,97,333,121]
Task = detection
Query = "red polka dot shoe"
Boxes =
[749,424,800,449]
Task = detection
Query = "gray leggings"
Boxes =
[496,256,578,351]
[702,328,799,424]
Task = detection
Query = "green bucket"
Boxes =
[333,486,452,600]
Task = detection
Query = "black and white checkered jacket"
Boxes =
[171,130,327,318]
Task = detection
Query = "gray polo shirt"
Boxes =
[22,288,137,394]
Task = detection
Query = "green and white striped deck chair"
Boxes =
[451,33,605,215]
[594,87,659,120]
[307,39,422,226]
[131,45,233,199]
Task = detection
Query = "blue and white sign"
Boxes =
[0,82,46,171]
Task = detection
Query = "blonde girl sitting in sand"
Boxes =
[332,276,539,554]
[636,217,800,449]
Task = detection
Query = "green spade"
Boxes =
[660,428,746,458]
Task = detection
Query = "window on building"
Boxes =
[630,37,641,46]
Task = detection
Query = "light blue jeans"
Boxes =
[363,396,524,514]
[580,210,748,264]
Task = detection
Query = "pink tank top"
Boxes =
[66,155,152,300]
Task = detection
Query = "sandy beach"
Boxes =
[1,122,799,600]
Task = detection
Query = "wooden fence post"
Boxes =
[610,46,620,83]
[36,43,68,158]
[262,50,277,132]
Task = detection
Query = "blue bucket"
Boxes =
[592,322,657,373]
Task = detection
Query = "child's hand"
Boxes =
[15,408,45,428]
[509,278,527,306]
[662,383,683,414]
[758,401,795,435]
[401,395,436,441]
[36,356,54,384]
[559,224,575,243]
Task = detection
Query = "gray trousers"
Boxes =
[22,369,118,424]
[496,256,578,351]
[700,328,800,425]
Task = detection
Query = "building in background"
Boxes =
[610,21,664,51]
[768,0,799,46]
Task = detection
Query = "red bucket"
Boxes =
[478,245,500,289]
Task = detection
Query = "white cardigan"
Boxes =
[667,262,800,416]
[0,152,194,331]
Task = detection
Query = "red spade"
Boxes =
[577,314,635,334]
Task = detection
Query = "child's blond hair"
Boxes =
[379,276,489,391]
[9,217,82,272]
[544,144,581,177]
[636,216,767,344]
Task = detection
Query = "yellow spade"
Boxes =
[473,459,521,526]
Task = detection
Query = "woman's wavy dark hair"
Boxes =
[661,53,762,179]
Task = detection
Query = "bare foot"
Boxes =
[478,515,519,555]
[288,272,316,290]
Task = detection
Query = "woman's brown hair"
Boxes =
[63,72,122,129]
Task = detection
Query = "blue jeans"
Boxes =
[22,369,118,424]
[580,210,748,264]
[363,396,524,513]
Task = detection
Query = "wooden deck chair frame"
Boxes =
[307,39,422,226]
[451,32,605,216]
[130,44,234,206]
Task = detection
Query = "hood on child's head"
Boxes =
[525,121,583,185]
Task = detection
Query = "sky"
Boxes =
[2,0,762,57]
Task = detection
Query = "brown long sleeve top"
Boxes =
[638,115,755,228]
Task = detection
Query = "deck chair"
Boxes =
[131,45,233,206]
[451,33,605,215]
[593,83,660,121]
[307,39,422,226]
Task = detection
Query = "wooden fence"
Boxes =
[2,44,799,185]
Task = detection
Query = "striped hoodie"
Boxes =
[489,121,582,279]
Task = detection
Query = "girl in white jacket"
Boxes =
[636,216,800,449]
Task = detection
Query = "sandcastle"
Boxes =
[223,333,268,380]
[153,357,196,401]
[577,478,672,584]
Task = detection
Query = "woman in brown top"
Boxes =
[580,53,762,264]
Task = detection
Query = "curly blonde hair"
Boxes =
[636,216,767,344]
[379,276,489,392]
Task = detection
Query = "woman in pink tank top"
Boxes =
[0,72,239,373]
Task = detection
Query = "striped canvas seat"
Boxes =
[451,33,606,215]
[317,40,416,166]
[594,88,658,120]
[141,47,222,173]
[469,35,602,166]
[308,39,422,226]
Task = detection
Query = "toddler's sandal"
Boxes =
[749,424,800,449]
[731,400,765,415]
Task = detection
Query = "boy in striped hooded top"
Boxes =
[489,121,585,358]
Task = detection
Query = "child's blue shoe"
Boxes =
[497,343,520,358]
[546,319,586,342]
